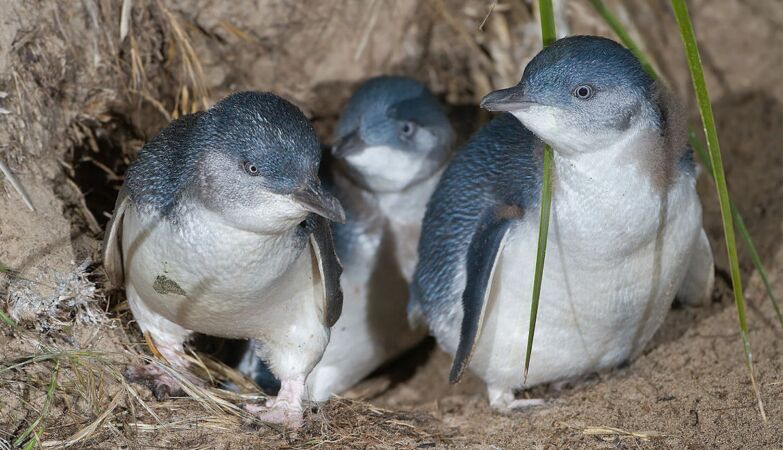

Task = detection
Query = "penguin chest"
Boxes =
[377,174,440,282]
[122,206,323,339]
[472,176,702,387]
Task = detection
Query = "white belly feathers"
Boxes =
[121,203,323,339]
[449,169,702,389]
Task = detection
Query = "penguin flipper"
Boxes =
[102,187,130,288]
[449,212,515,384]
[308,215,344,327]
[677,228,714,305]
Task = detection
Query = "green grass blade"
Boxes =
[524,0,557,383]
[0,309,17,329]
[14,361,59,448]
[670,0,765,421]
[589,0,782,330]
[0,350,99,375]
[538,0,557,47]
[526,145,554,382]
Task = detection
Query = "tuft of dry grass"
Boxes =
[120,1,210,121]
[156,1,210,116]
[294,397,450,449]
[0,313,449,448]
[2,251,445,448]
[580,425,670,441]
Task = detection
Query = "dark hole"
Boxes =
[70,113,142,228]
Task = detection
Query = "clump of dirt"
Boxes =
[1,0,782,448]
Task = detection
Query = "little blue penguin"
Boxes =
[102,91,345,428]
[410,36,714,411]
[238,76,455,401]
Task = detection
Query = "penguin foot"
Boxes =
[244,375,305,429]
[124,364,184,400]
[124,363,206,401]
[504,398,546,411]
[487,385,545,412]
[244,402,303,429]
[550,379,574,392]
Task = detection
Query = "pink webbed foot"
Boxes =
[125,339,205,400]
[124,362,208,400]
[244,376,306,429]
[244,402,304,429]
[124,363,185,400]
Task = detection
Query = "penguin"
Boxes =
[410,36,714,411]
[103,91,345,428]
[239,76,455,401]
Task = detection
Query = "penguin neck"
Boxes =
[376,167,443,223]
[176,193,303,241]
[333,166,443,225]
[551,109,678,198]
[547,115,693,258]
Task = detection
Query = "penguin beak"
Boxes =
[331,130,366,158]
[291,182,346,224]
[480,85,536,112]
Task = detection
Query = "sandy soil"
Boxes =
[1,0,781,448]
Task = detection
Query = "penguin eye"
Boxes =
[573,84,595,100]
[400,121,417,138]
[243,161,259,176]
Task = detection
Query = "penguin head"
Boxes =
[194,92,344,232]
[481,36,659,155]
[332,76,454,192]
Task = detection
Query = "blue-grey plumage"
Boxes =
[239,76,456,401]
[125,92,344,224]
[411,113,543,319]
[412,36,714,411]
[409,113,544,386]
[102,91,345,429]
[331,76,455,267]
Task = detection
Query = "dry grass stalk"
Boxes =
[478,0,499,31]
[41,389,125,448]
[120,0,133,42]
[297,397,447,448]
[1,327,276,447]
[354,0,381,61]
[128,34,147,94]
[64,177,102,234]
[156,1,210,115]
[431,0,494,72]
[217,20,254,43]
[582,425,671,441]
[127,89,172,122]
[0,157,35,212]
[131,355,259,421]
[182,351,261,395]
